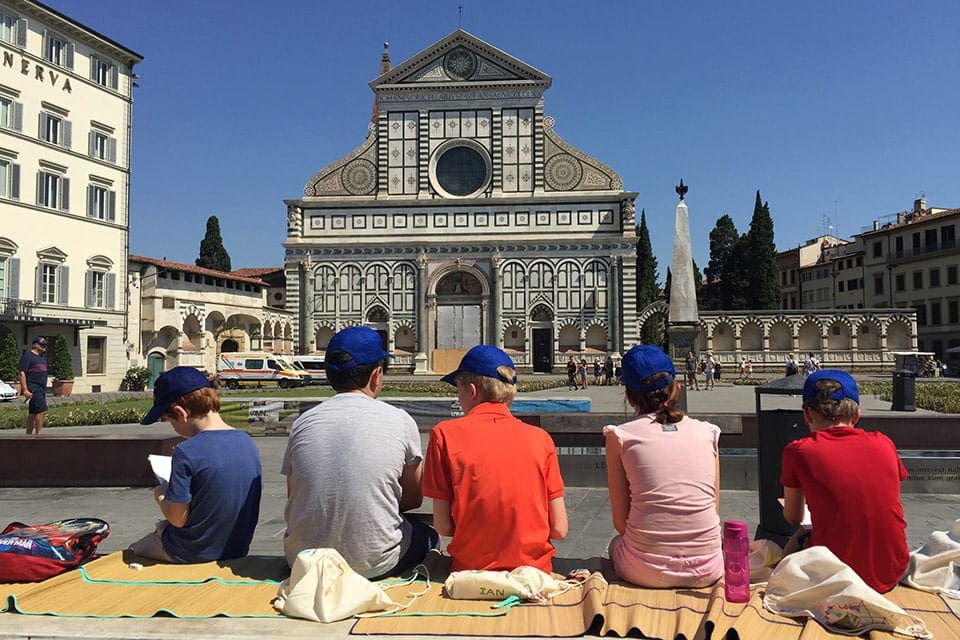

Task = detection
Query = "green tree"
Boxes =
[196,215,232,272]
[704,214,741,310]
[635,209,660,311]
[721,234,751,309]
[0,332,20,382]
[48,334,75,381]
[745,191,780,309]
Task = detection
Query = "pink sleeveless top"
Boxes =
[605,414,722,586]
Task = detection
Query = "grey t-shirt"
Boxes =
[281,392,421,577]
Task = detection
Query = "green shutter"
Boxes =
[7,257,18,298]
[57,265,69,305]
[60,176,69,211]
[106,273,116,309]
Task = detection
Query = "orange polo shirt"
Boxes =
[423,402,565,572]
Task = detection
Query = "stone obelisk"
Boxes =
[667,180,699,358]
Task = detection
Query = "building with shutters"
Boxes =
[284,30,638,374]
[0,0,141,392]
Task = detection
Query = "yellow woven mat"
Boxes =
[2,551,288,618]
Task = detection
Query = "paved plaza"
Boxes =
[0,379,958,639]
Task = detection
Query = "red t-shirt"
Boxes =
[781,425,909,592]
[423,402,565,572]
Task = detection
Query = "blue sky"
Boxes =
[49,0,960,278]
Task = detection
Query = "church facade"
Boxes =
[283,30,638,374]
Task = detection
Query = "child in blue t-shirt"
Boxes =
[129,367,262,563]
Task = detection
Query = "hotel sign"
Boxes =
[2,51,73,93]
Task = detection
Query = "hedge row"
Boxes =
[859,381,960,414]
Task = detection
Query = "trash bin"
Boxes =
[891,369,916,412]
[754,376,809,546]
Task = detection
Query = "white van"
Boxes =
[216,353,304,389]
[290,355,326,383]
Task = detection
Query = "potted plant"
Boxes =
[0,332,20,394]
[120,366,153,391]
[49,334,75,397]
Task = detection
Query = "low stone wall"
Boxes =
[0,434,182,487]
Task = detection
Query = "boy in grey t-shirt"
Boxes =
[281,326,438,578]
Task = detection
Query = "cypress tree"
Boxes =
[745,191,780,309]
[0,332,19,382]
[721,234,751,309]
[636,210,664,345]
[635,209,660,311]
[196,216,232,272]
[704,214,740,310]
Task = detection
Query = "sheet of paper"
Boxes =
[148,454,172,485]
[778,497,812,527]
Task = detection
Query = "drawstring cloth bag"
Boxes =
[901,518,960,598]
[763,545,930,638]
[272,548,399,622]
[0,518,110,583]
[443,566,578,603]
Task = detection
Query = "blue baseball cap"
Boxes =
[441,345,517,385]
[142,366,213,424]
[803,369,859,404]
[325,326,392,373]
[620,345,676,392]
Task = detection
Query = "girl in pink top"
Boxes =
[604,344,723,588]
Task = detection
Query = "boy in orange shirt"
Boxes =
[423,345,567,572]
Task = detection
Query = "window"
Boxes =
[847,278,859,291]
[948,265,958,286]
[895,236,904,256]
[88,130,117,162]
[43,32,74,68]
[931,302,942,326]
[0,12,13,43]
[872,242,882,258]
[86,184,115,221]
[949,301,958,325]
[838,261,844,271]
[874,275,884,296]
[0,12,24,46]
[943,225,956,249]
[895,273,905,292]
[0,158,20,199]
[84,262,115,309]
[913,271,922,290]
[916,304,927,327]
[86,336,105,374]
[856,256,862,266]
[36,170,69,210]
[930,268,941,288]
[90,57,118,89]
[838,281,845,292]
[39,112,72,148]
[0,95,23,131]
[41,264,56,303]
[912,232,921,250]
[925,229,938,250]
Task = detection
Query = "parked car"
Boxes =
[0,381,17,402]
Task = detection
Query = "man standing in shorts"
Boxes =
[19,336,49,436]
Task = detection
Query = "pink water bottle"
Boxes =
[722,520,750,603]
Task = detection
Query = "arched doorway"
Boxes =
[433,270,485,373]
[530,304,554,373]
[366,305,390,351]
[220,339,240,353]
[147,352,165,389]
